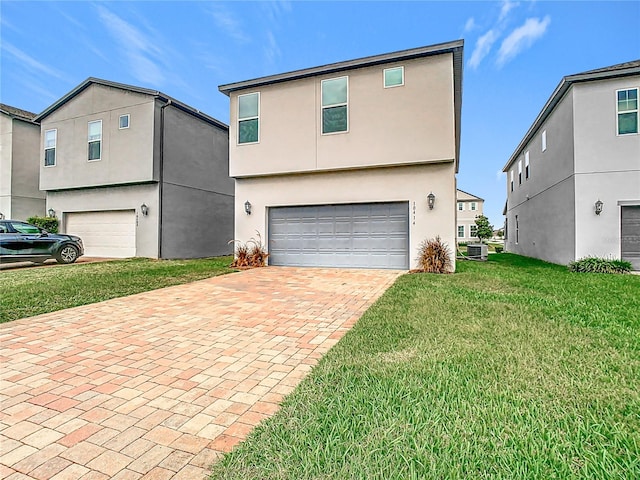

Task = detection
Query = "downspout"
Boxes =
[158,99,172,259]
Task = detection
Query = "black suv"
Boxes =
[0,220,84,265]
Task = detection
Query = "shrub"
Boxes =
[416,236,452,273]
[494,245,504,253]
[229,231,269,268]
[568,256,632,274]
[27,216,59,233]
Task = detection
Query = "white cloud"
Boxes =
[468,29,499,70]
[499,0,519,22]
[464,17,476,32]
[497,16,551,66]
[208,4,250,44]
[1,42,65,79]
[263,30,281,66]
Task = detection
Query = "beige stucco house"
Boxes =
[503,61,640,269]
[456,189,484,243]
[219,40,463,270]
[0,104,45,221]
[35,78,233,259]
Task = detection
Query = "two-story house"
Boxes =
[456,189,484,243]
[503,61,640,270]
[0,104,45,221]
[219,41,463,270]
[34,78,233,259]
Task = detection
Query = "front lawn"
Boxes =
[0,256,234,323]
[210,254,640,479]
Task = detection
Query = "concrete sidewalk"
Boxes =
[1,267,401,479]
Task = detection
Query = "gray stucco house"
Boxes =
[503,61,640,269]
[0,104,45,221]
[219,41,463,270]
[35,78,233,259]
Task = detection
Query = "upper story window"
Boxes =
[471,202,477,211]
[119,114,130,129]
[88,120,102,161]
[458,202,464,211]
[510,170,514,192]
[518,160,522,185]
[525,151,530,179]
[322,76,348,134]
[541,130,547,151]
[384,66,404,88]
[617,88,638,135]
[238,92,259,144]
[44,129,57,167]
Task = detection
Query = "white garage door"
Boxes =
[66,210,136,258]
[268,202,409,269]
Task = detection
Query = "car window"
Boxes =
[11,222,41,234]
[0,224,8,234]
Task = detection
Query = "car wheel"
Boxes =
[56,245,79,264]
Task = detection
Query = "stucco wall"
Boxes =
[0,113,14,218]
[505,88,576,263]
[160,106,233,259]
[234,163,457,271]
[40,84,156,191]
[228,53,456,178]
[48,183,160,258]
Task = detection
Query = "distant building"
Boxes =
[456,189,484,243]
[503,61,640,269]
[0,104,45,221]
[35,78,233,259]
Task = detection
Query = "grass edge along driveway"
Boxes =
[210,254,640,479]
[0,256,235,323]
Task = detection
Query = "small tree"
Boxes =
[474,215,493,244]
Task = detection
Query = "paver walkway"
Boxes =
[1,267,401,479]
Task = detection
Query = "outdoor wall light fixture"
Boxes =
[244,200,252,215]
[48,208,55,218]
[0,212,4,220]
[140,204,149,216]
[427,192,436,210]
[595,199,603,215]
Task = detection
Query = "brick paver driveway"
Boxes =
[1,267,400,479]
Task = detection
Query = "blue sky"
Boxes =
[2,1,639,226]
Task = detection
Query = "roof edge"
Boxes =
[456,188,484,201]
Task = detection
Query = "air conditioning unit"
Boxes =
[467,244,488,260]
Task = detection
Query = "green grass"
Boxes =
[0,256,234,323]
[210,254,640,479]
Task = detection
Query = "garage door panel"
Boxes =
[269,202,408,269]
[621,206,640,270]
[66,210,136,258]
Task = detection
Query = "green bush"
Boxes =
[494,245,504,253]
[568,256,632,274]
[27,216,59,233]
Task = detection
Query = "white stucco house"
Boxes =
[456,189,484,243]
[503,60,640,269]
[219,41,464,270]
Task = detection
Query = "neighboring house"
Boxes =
[218,41,463,270]
[503,61,640,270]
[34,78,233,259]
[456,189,484,243]
[0,104,45,221]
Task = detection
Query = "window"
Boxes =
[458,225,465,238]
[238,93,259,144]
[384,66,404,88]
[541,130,547,151]
[470,225,478,238]
[510,170,514,192]
[515,215,519,244]
[11,222,40,234]
[471,202,477,211]
[119,114,130,129]
[88,120,102,161]
[458,202,464,211]
[518,160,522,185]
[322,77,348,134]
[44,129,56,167]
[617,88,638,135]
[525,151,530,179]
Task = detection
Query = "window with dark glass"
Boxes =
[322,77,348,134]
[618,88,638,135]
[238,93,259,144]
[44,129,56,166]
[88,120,102,161]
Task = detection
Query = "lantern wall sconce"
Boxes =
[0,212,4,220]
[140,204,149,216]
[594,199,603,215]
[48,208,56,218]
[244,200,252,215]
[427,192,436,210]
